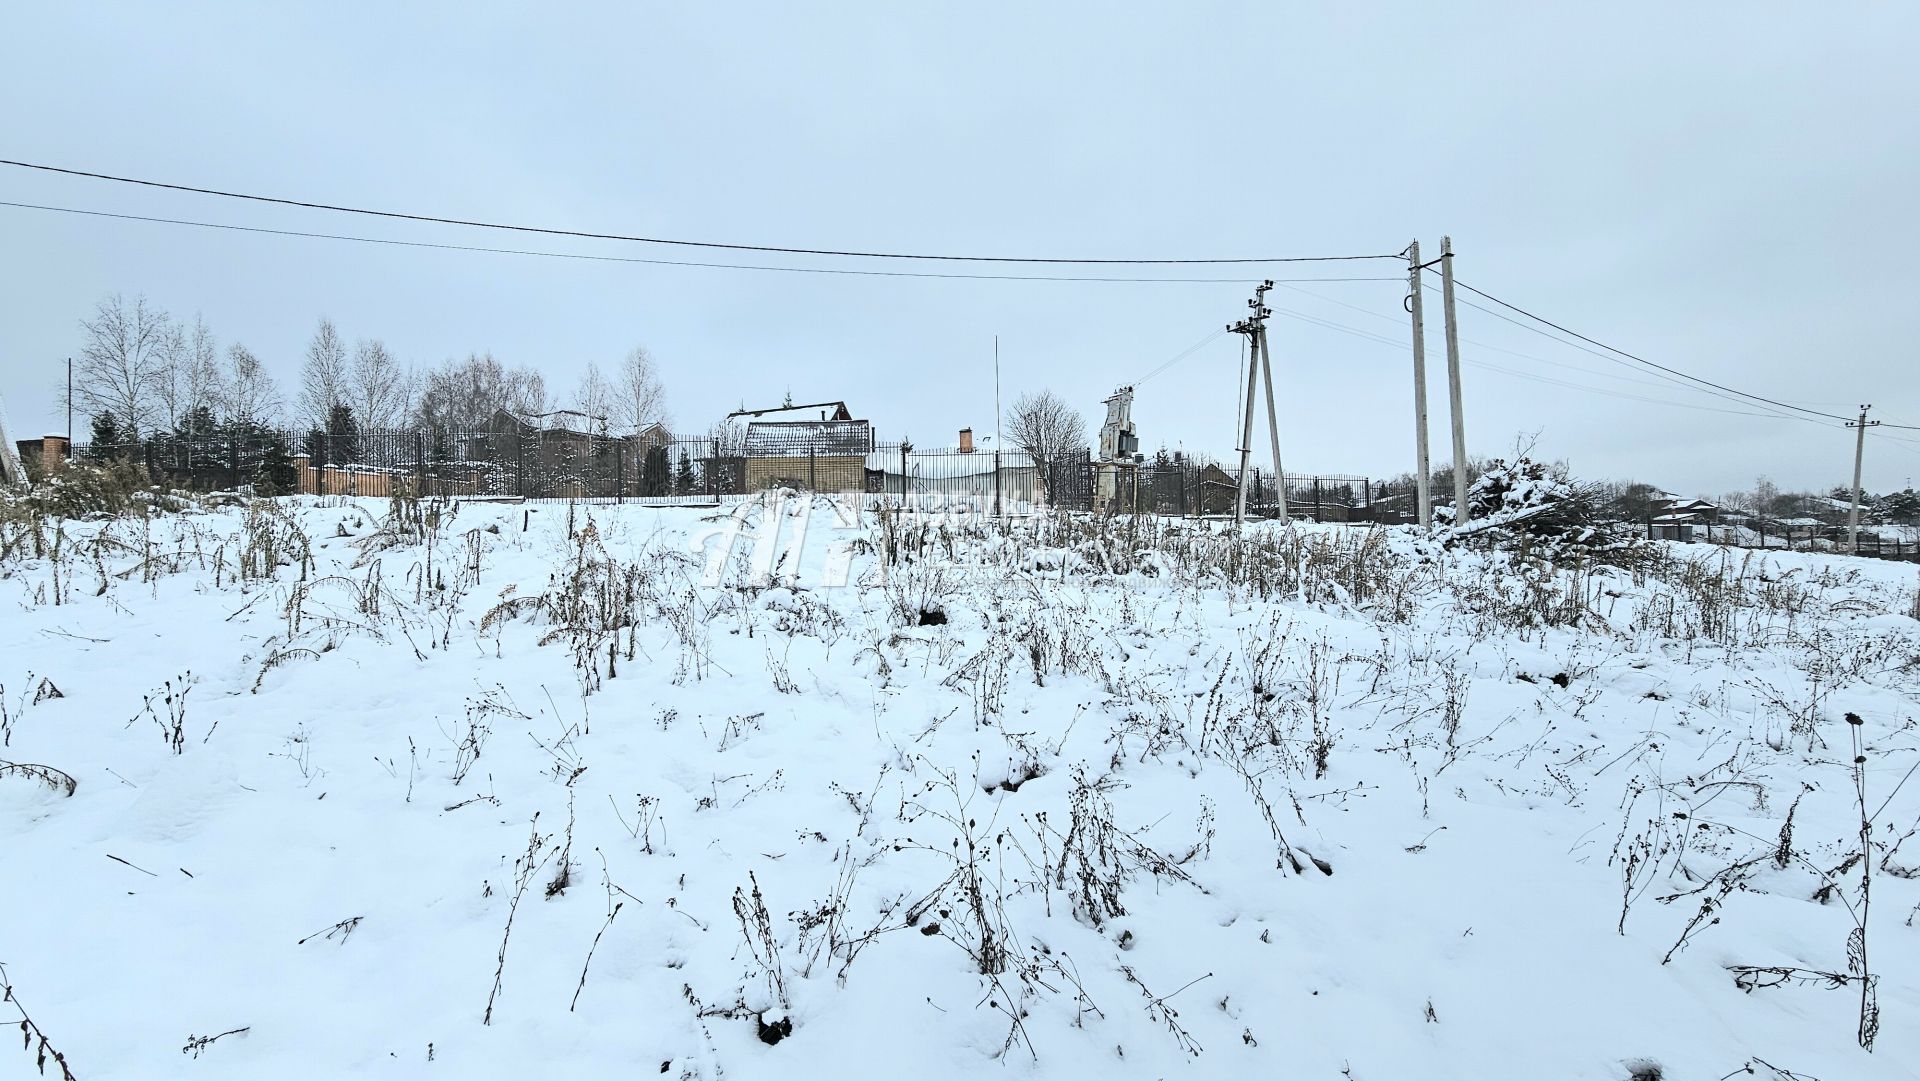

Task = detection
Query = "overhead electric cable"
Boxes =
[0,158,1403,266]
[0,200,1407,285]
[1435,273,1854,423]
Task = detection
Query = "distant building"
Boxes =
[1649,496,1721,541]
[731,401,874,492]
[866,429,1042,511]
[11,434,69,478]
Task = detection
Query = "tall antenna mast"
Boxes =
[994,335,1003,519]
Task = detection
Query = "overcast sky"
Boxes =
[3,3,1918,495]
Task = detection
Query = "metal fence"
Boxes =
[60,428,1383,520]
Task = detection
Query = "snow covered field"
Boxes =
[3,494,1918,1080]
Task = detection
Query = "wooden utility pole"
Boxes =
[1440,236,1469,524]
[1846,405,1878,553]
[1407,241,1432,527]
[1229,280,1278,524]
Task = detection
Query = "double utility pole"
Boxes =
[1230,280,1284,525]
[1406,238,1470,527]
[1846,405,1879,553]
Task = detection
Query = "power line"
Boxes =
[0,157,1405,266]
[1437,273,1855,423]
[1259,297,1851,428]
[1436,286,1827,418]
[1136,327,1230,385]
[1288,277,1819,408]
[0,199,1407,286]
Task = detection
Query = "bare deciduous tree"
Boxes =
[349,339,413,432]
[705,418,748,456]
[1006,389,1087,465]
[222,343,282,425]
[151,313,223,436]
[415,353,550,431]
[155,324,191,433]
[184,315,223,429]
[299,317,350,427]
[612,346,667,435]
[572,361,615,427]
[75,294,172,436]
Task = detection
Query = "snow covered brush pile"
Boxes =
[1441,455,1651,564]
[2,494,1917,1080]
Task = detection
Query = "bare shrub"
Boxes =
[0,962,78,1080]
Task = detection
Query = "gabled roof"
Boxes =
[744,419,873,457]
[497,407,606,435]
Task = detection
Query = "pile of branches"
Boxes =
[1443,457,1646,562]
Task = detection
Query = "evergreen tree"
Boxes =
[255,434,297,495]
[302,404,360,466]
[327,403,360,464]
[675,450,696,495]
[642,445,670,497]
[87,412,125,461]
[1875,487,1920,524]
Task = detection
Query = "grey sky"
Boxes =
[4,3,1918,496]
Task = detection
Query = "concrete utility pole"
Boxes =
[1440,236,1469,524]
[1407,241,1432,527]
[1846,405,1879,553]
[1229,280,1279,524]
[1257,322,1287,520]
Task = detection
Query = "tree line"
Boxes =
[65,293,670,455]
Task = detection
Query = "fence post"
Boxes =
[229,438,241,490]
[710,439,720,498]
[516,432,526,498]
[1313,479,1322,523]
[614,440,624,504]
[415,432,427,496]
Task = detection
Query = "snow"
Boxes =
[3,495,1918,1080]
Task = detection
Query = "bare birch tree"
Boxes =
[75,293,172,436]
[154,324,190,433]
[572,361,615,426]
[349,338,413,431]
[299,317,350,427]
[1006,389,1087,465]
[151,313,222,435]
[415,353,550,431]
[613,346,667,434]
[222,343,282,425]
[184,315,223,429]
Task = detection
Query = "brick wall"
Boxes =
[745,455,866,493]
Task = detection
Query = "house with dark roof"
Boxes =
[730,401,874,492]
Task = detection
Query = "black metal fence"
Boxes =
[58,427,1381,520]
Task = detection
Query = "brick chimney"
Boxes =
[958,427,974,453]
